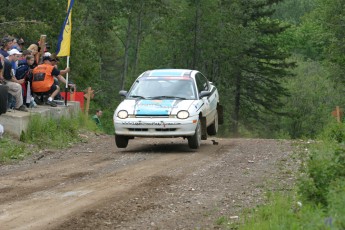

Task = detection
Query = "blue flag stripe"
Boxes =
[56,0,75,55]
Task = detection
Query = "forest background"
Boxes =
[1,0,344,138]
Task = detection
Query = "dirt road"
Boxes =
[0,135,296,230]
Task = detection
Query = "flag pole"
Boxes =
[65,55,70,106]
[56,0,74,106]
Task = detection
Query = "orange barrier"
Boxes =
[67,92,84,111]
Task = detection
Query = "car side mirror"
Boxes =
[199,91,211,98]
[119,90,128,97]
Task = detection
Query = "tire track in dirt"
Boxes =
[0,136,226,230]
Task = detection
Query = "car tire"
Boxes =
[0,85,9,115]
[115,134,129,148]
[207,111,218,136]
[188,120,201,149]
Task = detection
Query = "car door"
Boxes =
[195,73,212,123]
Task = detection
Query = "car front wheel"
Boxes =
[115,134,129,148]
[188,120,201,149]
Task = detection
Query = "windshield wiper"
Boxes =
[129,95,147,99]
[149,96,188,100]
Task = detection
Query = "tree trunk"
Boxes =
[232,74,241,136]
[133,1,144,76]
[192,0,200,69]
[121,17,132,90]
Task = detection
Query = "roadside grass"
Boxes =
[0,137,36,162]
[216,121,345,230]
[216,193,328,230]
[0,112,100,162]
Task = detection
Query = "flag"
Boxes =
[56,0,75,57]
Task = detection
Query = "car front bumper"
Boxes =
[114,116,198,137]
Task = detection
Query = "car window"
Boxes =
[195,73,209,92]
[128,78,197,100]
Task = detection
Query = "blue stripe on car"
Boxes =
[149,70,185,77]
[135,100,175,115]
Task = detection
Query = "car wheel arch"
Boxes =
[217,103,224,125]
[199,113,207,140]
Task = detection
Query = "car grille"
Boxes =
[155,128,176,132]
[128,128,177,132]
[128,128,148,131]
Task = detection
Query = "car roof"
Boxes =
[141,69,196,78]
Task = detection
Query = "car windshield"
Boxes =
[127,77,197,100]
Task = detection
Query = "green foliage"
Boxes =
[273,0,316,24]
[0,113,101,163]
[268,55,345,139]
[21,114,85,149]
[226,125,345,229]
[298,143,337,206]
[320,122,345,143]
[298,123,345,207]
[327,180,345,228]
[0,137,34,162]
[219,193,327,230]
[0,0,344,138]
[239,194,300,230]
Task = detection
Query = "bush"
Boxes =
[299,122,345,206]
[327,180,345,228]
[236,121,345,230]
[320,122,345,143]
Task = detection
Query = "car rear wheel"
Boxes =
[207,111,218,135]
[188,120,201,149]
[115,134,129,148]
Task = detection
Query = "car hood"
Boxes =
[116,99,198,116]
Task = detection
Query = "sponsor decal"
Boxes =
[135,100,177,115]
[122,121,181,126]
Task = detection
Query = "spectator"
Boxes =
[50,53,76,101]
[0,55,9,114]
[11,38,21,51]
[0,54,4,82]
[1,52,27,112]
[8,49,22,75]
[16,54,34,79]
[49,54,63,100]
[50,54,70,75]
[37,41,50,63]
[19,50,32,61]
[49,54,58,66]
[16,55,35,105]
[27,44,39,68]
[92,110,103,128]
[17,38,25,51]
[32,56,70,107]
[0,36,13,57]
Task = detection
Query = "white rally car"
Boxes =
[113,69,223,149]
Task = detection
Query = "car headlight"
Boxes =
[117,110,128,119]
[177,110,189,119]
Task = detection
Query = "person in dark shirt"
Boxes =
[0,36,14,58]
[92,109,103,128]
[1,52,27,112]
